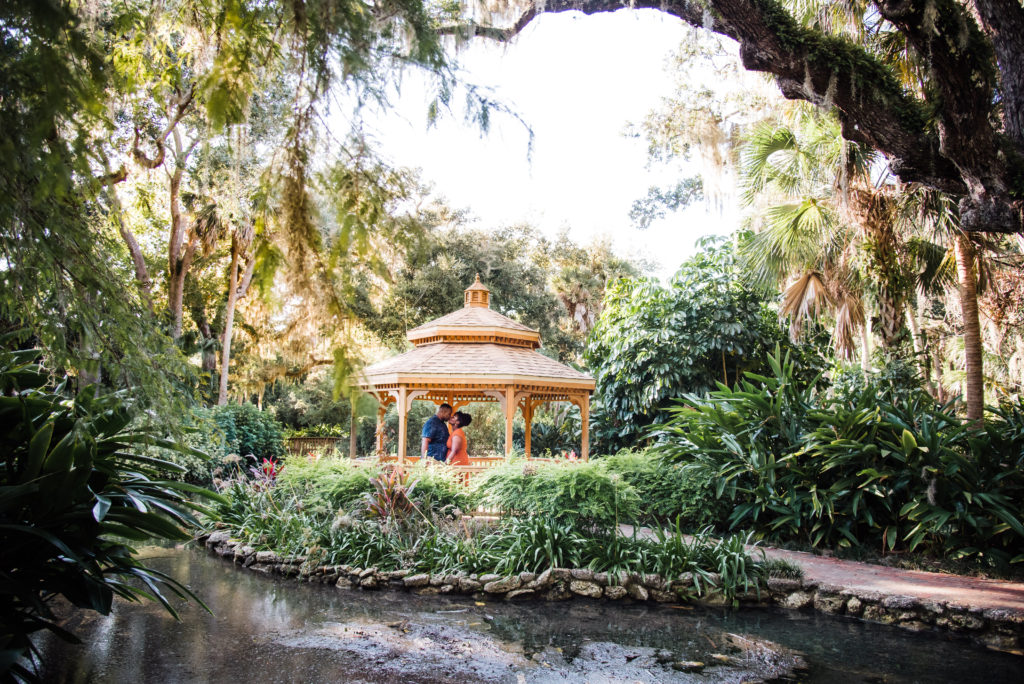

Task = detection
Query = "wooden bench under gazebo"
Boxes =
[354,276,595,473]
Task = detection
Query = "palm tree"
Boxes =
[737,108,912,365]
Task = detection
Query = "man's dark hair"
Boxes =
[454,411,472,427]
[439,403,453,412]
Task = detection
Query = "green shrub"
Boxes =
[209,403,286,464]
[473,459,640,532]
[482,516,586,574]
[601,449,729,530]
[275,456,378,514]
[403,462,473,515]
[655,347,1024,563]
[0,347,219,680]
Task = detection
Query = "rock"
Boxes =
[671,661,705,672]
[387,569,411,580]
[483,576,521,594]
[862,605,897,624]
[417,587,440,596]
[430,575,445,587]
[518,571,536,584]
[479,573,501,584]
[551,568,572,582]
[338,565,354,575]
[206,531,231,547]
[544,582,572,601]
[650,589,676,603]
[782,591,813,610]
[403,573,431,588]
[336,577,353,588]
[921,600,946,616]
[949,613,985,631]
[675,572,694,587]
[654,649,674,664]
[570,568,594,581]
[216,545,234,558]
[642,574,665,591]
[360,576,378,589]
[767,577,802,594]
[699,593,731,607]
[233,545,255,563]
[255,550,282,564]
[626,584,649,601]
[525,568,553,590]
[506,588,537,600]
[592,572,608,586]
[813,593,846,614]
[439,584,455,594]
[194,532,211,545]
[459,578,483,593]
[882,595,917,610]
[350,567,364,578]
[845,597,863,616]
[359,567,377,579]
[604,585,628,600]
[569,580,603,598]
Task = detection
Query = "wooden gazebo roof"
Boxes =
[355,275,595,461]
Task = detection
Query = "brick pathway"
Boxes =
[621,525,1024,614]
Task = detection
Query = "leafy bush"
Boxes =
[402,462,472,515]
[208,403,285,464]
[0,348,219,680]
[584,238,809,453]
[275,456,378,514]
[473,460,640,531]
[655,348,1024,563]
[601,449,729,530]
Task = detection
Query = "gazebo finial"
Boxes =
[464,274,490,308]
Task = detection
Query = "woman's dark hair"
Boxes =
[454,411,472,427]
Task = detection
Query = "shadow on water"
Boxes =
[34,547,1023,683]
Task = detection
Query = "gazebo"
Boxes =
[354,276,595,464]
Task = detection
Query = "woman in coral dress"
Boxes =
[446,411,472,466]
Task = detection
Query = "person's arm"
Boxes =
[446,434,464,464]
[421,420,432,458]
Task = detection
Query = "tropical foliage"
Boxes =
[584,237,819,453]
[653,349,1024,564]
[0,346,220,679]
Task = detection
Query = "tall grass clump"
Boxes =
[473,459,640,531]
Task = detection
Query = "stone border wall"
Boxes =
[198,531,1023,654]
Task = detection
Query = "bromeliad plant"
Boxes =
[0,347,222,681]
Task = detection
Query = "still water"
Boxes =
[36,547,1023,683]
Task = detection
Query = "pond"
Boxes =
[35,546,1023,683]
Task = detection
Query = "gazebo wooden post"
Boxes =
[504,386,515,457]
[375,401,387,458]
[580,393,590,461]
[397,386,408,466]
[522,398,534,459]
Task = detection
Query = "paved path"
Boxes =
[620,525,1024,614]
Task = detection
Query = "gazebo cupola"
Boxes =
[355,276,595,463]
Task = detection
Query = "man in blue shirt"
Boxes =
[421,403,452,462]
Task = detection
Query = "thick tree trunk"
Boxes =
[953,232,985,423]
[217,245,256,406]
[217,248,241,406]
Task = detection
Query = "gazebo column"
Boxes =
[504,386,515,457]
[374,396,389,458]
[580,393,590,461]
[522,399,534,459]
[396,386,409,465]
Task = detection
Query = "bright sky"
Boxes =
[360,9,742,279]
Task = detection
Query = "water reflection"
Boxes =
[35,548,1023,683]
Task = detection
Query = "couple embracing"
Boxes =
[420,403,473,466]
